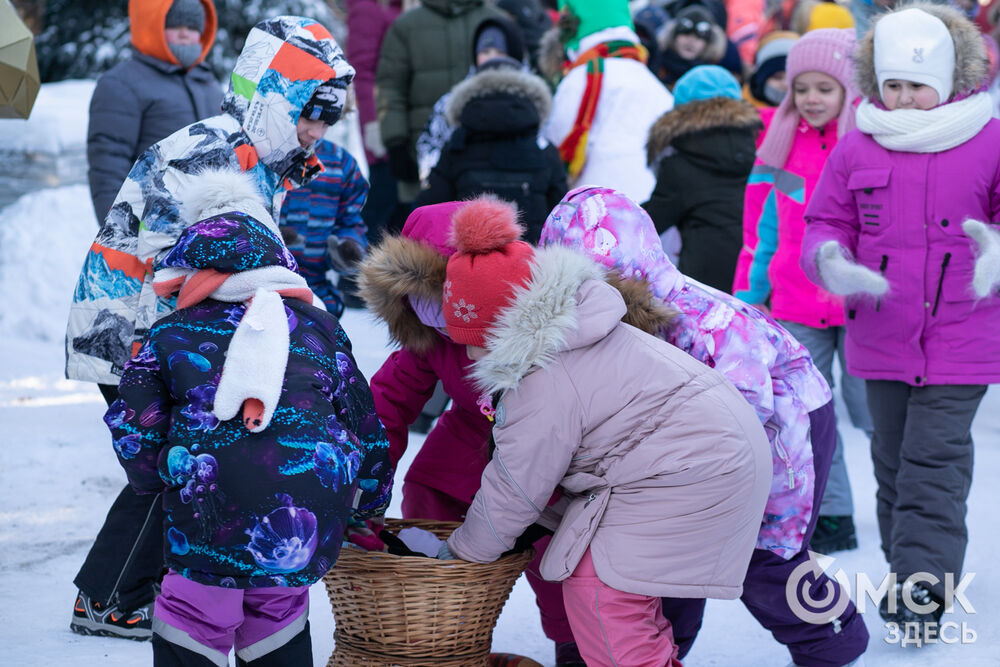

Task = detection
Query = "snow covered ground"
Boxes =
[2,84,998,666]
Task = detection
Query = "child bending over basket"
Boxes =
[106,169,393,665]
[434,196,772,667]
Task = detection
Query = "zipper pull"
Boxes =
[787,466,795,490]
[585,492,596,507]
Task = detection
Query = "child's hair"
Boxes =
[756,27,858,168]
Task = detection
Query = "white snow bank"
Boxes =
[0,80,95,154]
[0,185,96,342]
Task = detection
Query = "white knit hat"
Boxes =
[874,7,955,103]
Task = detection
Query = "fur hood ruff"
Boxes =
[646,96,762,166]
[357,236,449,353]
[472,246,611,395]
[606,273,680,335]
[855,1,987,100]
[445,67,553,126]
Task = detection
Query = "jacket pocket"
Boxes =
[847,167,892,234]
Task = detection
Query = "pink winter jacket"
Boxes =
[733,109,846,328]
[448,247,771,599]
[801,119,1000,385]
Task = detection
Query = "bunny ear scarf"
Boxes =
[213,288,289,433]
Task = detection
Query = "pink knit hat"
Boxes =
[757,27,859,168]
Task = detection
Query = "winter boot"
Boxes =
[71,590,152,641]
[809,515,858,553]
[555,640,586,667]
[897,582,944,625]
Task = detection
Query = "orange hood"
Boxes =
[129,0,217,68]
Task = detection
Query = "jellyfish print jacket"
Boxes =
[107,213,392,589]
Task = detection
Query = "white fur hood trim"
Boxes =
[181,168,278,235]
[471,246,609,395]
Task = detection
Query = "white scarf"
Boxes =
[855,92,994,153]
[156,265,320,433]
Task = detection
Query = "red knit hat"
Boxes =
[443,196,534,347]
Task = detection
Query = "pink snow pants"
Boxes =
[153,571,309,666]
[562,550,683,667]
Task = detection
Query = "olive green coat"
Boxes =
[375,0,504,153]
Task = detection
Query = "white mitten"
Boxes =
[363,121,387,159]
[815,241,889,296]
[962,219,1000,298]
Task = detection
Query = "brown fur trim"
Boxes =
[605,272,680,334]
[646,96,763,165]
[356,236,448,353]
[855,1,988,100]
[445,68,553,126]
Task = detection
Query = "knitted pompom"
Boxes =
[448,196,524,255]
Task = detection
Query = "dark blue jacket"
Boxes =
[107,212,392,588]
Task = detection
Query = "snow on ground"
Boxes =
[1,83,998,666]
[0,80,94,154]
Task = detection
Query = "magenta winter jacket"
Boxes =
[360,202,493,504]
[370,343,492,503]
[733,109,846,328]
[801,119,1000,385]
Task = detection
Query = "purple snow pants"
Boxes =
[662,401,869,667]
[152,571,311,666]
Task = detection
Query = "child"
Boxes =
[415,15,528,183]
[107,169,393,664]
[541,186,868,666]
[67,15,355,643]
[437,195,772,667]
[734,27,872,555]
[656,4,744,88]
[278,137,370,317]
[643,65,762,292]
[800,3,1000,631]
[416,17,568,243]
[357,202,581,666]
[744,30,798,108]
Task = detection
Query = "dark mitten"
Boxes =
[326,236,365,273]
[279,225,304,247]
[387,143,419,182]
[502,522,554,556]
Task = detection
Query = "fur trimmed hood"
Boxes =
[646,96,762,166]
[357,236,449,354]
[537,26,567,83]
[471,246,620,394]
[445,67,553,126]
[855,1,988,100]
[606,272,680,335]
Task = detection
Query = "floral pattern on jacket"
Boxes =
[540,186,831,558]
[108,212,392,588]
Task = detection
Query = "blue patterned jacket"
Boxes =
[107,212,392,588]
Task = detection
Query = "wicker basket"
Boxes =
[323,519,534,667]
